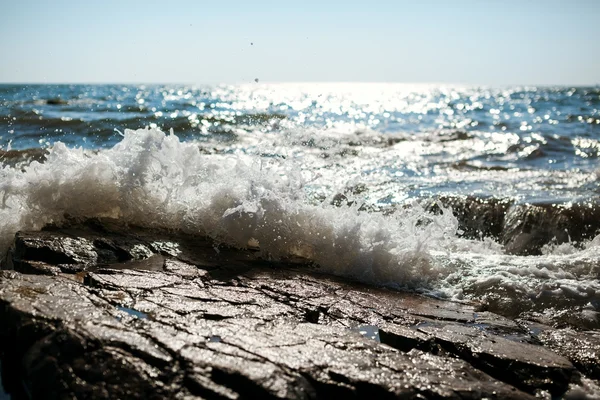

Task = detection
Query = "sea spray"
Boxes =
[0,128,599,318]
[0,129,464,285]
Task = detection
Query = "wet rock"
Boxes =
[0,220,597,398]
[377,316,579,396]
[502,201,600,255]
[538,328,600,380]
[7,231,98,269]
[0,148,48,167]
[425,196,512,239]
[45,98,68,105]
[378,323,434,352]
[0,270,532,399]
[386,136,407,146]
[426,196,600,255]
[415,324,574,396]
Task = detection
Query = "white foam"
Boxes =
[0,129,453,284]
[1,128,599,312]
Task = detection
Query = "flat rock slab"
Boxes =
[0,219,597,399]
[538,328,600,380]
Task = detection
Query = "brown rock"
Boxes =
[0,219,596,398]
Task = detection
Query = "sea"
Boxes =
[1,83,599,327]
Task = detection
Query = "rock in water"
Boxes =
[0,219,598,399]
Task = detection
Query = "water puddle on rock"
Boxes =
[353,325,381,342]
[117,306,148,320]
[412,321,437,330]
[466,322,489,331]
[208,335,222,343]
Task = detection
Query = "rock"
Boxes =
[0,219,598,398]
[538,328,600,380]
[502,201,600,255]
[0,149,48,167]
[426,196,511,240]
[415,324,574,396]
[0,270,531,399]
[562,377,600,399]
[426,196,600,255]
[377,317,575,396]
[45,98,68,105]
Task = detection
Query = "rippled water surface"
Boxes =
[1,83,599,325]
[2,83,599,203]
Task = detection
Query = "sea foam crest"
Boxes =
[1,128,600,311]
[0,128,468,287]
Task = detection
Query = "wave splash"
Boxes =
[1,128,599,320]
[0,129,469,284]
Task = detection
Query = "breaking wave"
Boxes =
[0,128,599,322]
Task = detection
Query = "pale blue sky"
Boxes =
[1,0,598,85]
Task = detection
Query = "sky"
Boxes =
[0,0,598,85]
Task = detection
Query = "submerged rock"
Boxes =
[45,98,69,105]
[0,148,48,167]
[501,201,600,255]
[0,219,598,399]
[427,196,600,255]
[426,196,511,239]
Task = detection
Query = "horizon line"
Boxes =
[1,81,599,87]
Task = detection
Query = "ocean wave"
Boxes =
[0,128,598,322]
[2,111,286,136]
[0,128,465,286]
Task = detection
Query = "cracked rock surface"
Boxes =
[0,219,599,399]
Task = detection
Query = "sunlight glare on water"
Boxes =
[1,83,600,323]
